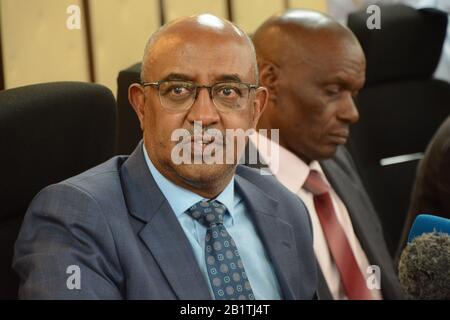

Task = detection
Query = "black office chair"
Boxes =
[0,82,117,299]
[347,4,450,256]
[117,63,142,155]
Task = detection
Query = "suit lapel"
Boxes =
[235,171,299,300]
[138,202,211,299]
[120,142,211,299]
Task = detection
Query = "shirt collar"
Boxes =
[250,132,323,193]
[142,144,236,219]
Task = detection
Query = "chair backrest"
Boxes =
[116,63,142,155]
[0,81,117,299]
[347,4,450,255]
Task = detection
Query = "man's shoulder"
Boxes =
[37,155,129,206]
[329,145,354,168]
[427,116,450,162]
[64,155,127,185]
[321,146,359,181]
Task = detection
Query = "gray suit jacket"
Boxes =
[13,142,317,299]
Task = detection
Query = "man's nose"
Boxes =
[186,87,220,126]
[337,93,360,124]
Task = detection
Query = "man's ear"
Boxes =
[128,83,146,131]
[251,86,269,128]
[259,61,279,102]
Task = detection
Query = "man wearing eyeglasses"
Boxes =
[13,14,317,300]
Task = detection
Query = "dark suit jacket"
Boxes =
[397,116,450,258]
[13,141,317,299]
[245,143,403,300]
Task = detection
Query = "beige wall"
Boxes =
[164,0,227,23]
[289,0,327,12]
[0,0,328,95]
[232,0,285,33]
[89,0,160,95]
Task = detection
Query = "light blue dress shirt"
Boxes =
[142,145,281,300]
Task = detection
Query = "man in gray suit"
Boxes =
[12,14,317,299]
[250,10,402,299]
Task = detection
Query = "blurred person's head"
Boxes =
[129,14,268,198]
[253,9,366,163]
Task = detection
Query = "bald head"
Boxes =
[141,14,258,83]
[252,9,366,163]
[129,14,269,199]
[253,9,362,67]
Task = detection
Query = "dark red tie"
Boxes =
[304,170,374,300]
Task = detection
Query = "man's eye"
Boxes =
[171,86,189,95]
[325,86,340,98]
[162,85,192,97]
[217,86,241,98]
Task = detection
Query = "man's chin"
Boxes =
[171,162,236,186]
[305,144,339,162]
[319,144,340,160]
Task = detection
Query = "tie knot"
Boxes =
[187,200,227,228]
[303,169,330,195]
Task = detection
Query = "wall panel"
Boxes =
[288,0,327,12]
[1,0,89,89]
[232,0,285,33]
[89,0,160,95]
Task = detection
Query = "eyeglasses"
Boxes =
[141,80,258,112]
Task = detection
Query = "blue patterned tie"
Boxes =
[187,200,255,300]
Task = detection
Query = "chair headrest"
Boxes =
[0,82,117,221]
[348,4,448,86]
